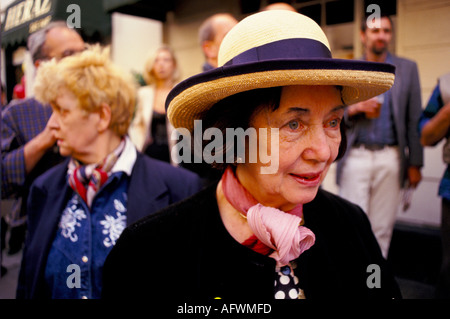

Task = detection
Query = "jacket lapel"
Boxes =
[389,55,401,130]
[126,154,171,225]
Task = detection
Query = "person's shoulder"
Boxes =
[31,159,69,190]
[126,183,216,234]
[136,153,200,182]
[118,187,217,249]
[3,97,48,113]
[2,98,50,125]
[306,189,372,234]
[312,188,366,218]
[390,54,418,68]
[315,188,357,206]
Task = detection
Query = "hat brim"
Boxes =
[166,59,395,132]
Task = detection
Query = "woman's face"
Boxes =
[236,85,344,211]
[152,49,176,81]
[48,88,102,162]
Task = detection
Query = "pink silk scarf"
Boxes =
[221,166,315,267]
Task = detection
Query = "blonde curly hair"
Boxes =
[34,44,137,137]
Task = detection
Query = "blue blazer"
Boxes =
[17,153,202,299]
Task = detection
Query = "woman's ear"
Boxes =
[202,40,217,59]
[97,102,112,132]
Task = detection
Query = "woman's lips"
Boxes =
[290,172,322,186]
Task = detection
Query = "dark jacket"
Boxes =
[102,184,401,300]
[17,153,202,299]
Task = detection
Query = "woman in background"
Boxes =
[128,45,180,164]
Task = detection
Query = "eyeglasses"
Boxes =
[42,45,87,61]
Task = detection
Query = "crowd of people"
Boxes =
[1,2,449,300]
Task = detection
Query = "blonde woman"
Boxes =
[128,45,180,164]
[17,45,201,299]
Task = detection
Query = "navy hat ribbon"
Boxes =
[223,38,332,67]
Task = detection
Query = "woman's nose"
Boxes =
[301,127,331,163]
[47,112,60,129]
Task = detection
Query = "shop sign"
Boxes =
[3,0,52,32]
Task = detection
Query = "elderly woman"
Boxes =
[128,45,180,163]
[102,11,401,300]
[16,45,201,299]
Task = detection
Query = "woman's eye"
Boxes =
[329,119,340,128]
[288,120,300,130]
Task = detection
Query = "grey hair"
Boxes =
[198,16,216,45]
[27,21,69,63]
[198,13,236,45]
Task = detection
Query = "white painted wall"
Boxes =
[111,12,162,77]
[324,0,450,228]
[394,0,450,227]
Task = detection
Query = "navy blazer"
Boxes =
[17,152,202,299]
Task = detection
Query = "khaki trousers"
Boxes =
[339,146,401,258]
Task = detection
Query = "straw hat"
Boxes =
[166,10,395,132]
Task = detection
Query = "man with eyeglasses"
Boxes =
[1,21,85,262]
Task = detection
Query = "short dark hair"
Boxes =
[196,86,347,171]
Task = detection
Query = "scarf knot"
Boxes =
[221,166,315,267]
[68,139,125,208]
